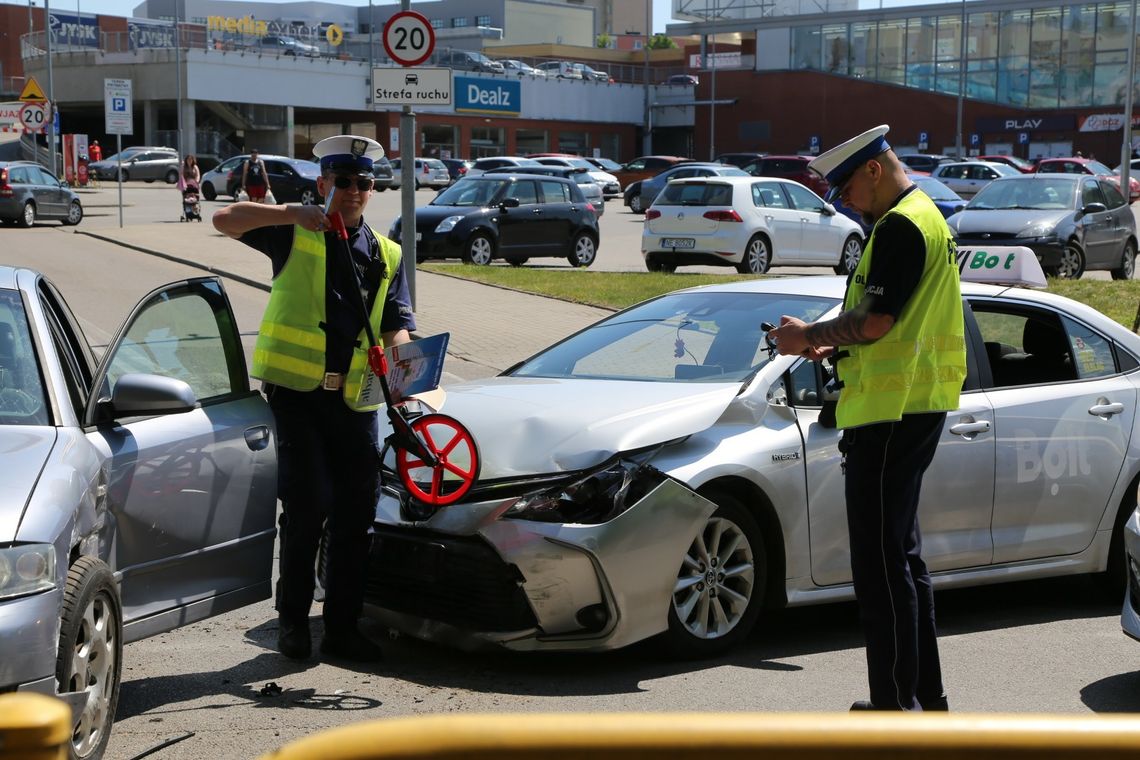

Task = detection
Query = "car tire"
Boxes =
[164,169,179,184]
[18,201,35,228]
[629,195,645,214]
[57,556,123,760]
[463,232,495,265]
[119,170,129,182]
[567,233,598,267]
[63,199,83,226]
[645,258,676,273]
[664,491,767,658]
[300,188,319,206]
[414,178,422,190]
[1055,243,1086,279]
[1111,240,1137,280]
[202,182,217,201]
[736,235,772,274]
[1096,482,1137,600]
[835,234,864,275]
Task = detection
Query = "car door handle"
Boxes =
[949,420,990,437]
[1088,401,1124,418]
[245,425,271,451]
[532,208,543,214]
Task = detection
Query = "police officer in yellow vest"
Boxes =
[770,125,965,711]
[214,135,414,663]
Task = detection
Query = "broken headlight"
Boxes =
[503,452,668,525]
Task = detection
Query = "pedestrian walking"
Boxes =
[213,134,415,663]
[769,124,966,712]
[242,148,271,203]
[89,140,102,163]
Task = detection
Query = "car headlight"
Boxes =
[1017,225,1058,240]
[0,544,57,600]
[504,452,668,524]
[434,215,465,234]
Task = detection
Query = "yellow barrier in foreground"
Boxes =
[0,693,70,760]
[258,711,1140,760]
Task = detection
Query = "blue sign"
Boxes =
[112,98,127,112]
[455,76,520,116]
[53,109,59,132]
[1019,131,1029,145]
[49,12,99,48]
[970,133,980,146]
[919,131,929,143]
[809,135,819,147]
[129,20,175,50]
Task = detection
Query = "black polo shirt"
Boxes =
[851,185,929,319]
[240,221,416,372]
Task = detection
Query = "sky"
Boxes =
[14,0,682,33]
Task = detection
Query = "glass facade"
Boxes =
[781,1,1140,108]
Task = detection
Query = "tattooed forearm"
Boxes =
[804,308,877,348]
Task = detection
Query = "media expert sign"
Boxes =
[455,76,520,116]
[104,79,132,135]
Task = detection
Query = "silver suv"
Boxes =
[89,146,180,183]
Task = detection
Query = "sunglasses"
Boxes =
[332,176,374,192]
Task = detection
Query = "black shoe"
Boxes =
[850,700,880,711]
[920,695,949,712]
[320,627,385,663]
[277,618,311,659]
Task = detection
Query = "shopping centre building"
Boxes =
[2,0,1140,166]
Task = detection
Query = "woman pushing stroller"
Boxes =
[179,154,202,222]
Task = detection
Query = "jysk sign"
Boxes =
[128,20,175,50]
[49,12,98,48]
[455,76,520,116]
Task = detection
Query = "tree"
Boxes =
[596,33,613,48]
[648,34,677,50]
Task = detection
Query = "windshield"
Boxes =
[0,290,48,426]
[967,177,1077,210]
[591,158,622,171]
[431,178,509,206]
[511,291,838,383]
[1086,160,1114,175]
[911,176,960,202]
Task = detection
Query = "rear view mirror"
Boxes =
[500,197,521,209]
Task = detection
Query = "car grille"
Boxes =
[956,232,1020,242]
[365,526,538,632]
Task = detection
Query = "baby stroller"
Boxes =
[181,183,202,222]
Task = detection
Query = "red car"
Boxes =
[1035,157,1140,201]
[977,154,1037,174]
[741,155,830,198]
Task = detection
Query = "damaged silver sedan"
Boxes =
[367,275,1140,658]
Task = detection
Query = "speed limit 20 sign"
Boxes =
[383,11,435,66]
[19,101,48,132]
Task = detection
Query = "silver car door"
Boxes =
[83,277,277,642]
[752,181,803,262]
[783,182,842,264]
[975,303,1136,563]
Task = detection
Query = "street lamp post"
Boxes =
[1121,0,1137,202]
[955,0,966,158]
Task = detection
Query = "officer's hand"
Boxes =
[292,205,331,233]
[769,315,811,357]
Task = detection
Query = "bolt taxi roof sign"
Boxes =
[956,245,1047,288]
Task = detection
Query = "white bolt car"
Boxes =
[641,176,865,274]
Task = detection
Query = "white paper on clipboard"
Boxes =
[360,332,450,406]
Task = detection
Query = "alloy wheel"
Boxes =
[672,516,756,640]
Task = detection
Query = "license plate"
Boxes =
[662,238,695,249]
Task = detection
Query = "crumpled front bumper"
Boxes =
[0,588,61,694]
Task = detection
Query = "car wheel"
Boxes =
[1111,240,1137,280]
[463,232,495,265]
[664,492,766,658]
[164,169,179,184]
[119,170,129,182]
[629,195,644,214]
[300,188,319,206]
[18,201,35,228]
[736,235,771,274]
[567,233,598,267]
[414,178,422,190]
[1096,480,1138,600]
[202,182,217,201]
[63,199,83,226]
[835,234,864,275]
[645,258,676,273]
[1056,242,1086,279]
[57,556,123,760]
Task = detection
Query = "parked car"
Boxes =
[584,156,624,174]
[663,73,700,85]
[389,158,452,190]
[88,146,179,183]
[484,165,605,216]
[716,152,767,169]
[531,156,621,197]
[1114,158,1140,174]
[930,161,1020,198]
[371,155,394,191]
[0,161,83,227]
[908,175,967,219]
[573,62,611,82]
[466,156,544,177]
[363,252,1140,657]
[535,61,583,79]
[611,156,693,194]
[435,49,505,74]
[898,153,955,174]
[440,158,473,184]
[1034,157,1140,202]
[978,154,1037,174]
[946,174,1138,279]
[1124,507,1140,644]
[259,34,320,57]
[199,155,243,201]
[388,174,600,266]
[499,59,546,77]
[0,267,276,759]
[223,155,324,205]
[741,154,830,198]
[631,162,750,214]
[642,175,864,274]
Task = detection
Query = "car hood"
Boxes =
[0,427,57,541]
[950,208,1071,234]
[423,377,743,476]
[419,204,484,222]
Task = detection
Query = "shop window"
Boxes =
[476,15,492,27]
[558,131,588,155]
[470,126,505,158]
[423,124,458,160]
[452,17,469,28]
[516,129,548,155]
[598,134,620,161]
[792,25,822,69]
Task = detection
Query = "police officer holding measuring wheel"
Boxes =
[214,135,415,663]
[770,125,966,711]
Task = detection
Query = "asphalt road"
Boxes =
[1,185,1138,760]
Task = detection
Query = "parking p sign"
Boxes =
[104,78,132,135]
[809,135,820,155]
[1019,131,1029,145]
[918,130,929,151]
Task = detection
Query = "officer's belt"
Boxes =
[321,372,346,391]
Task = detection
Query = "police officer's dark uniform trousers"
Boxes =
[833,186,965,711]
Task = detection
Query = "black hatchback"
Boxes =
[388,174,601,267]
[0,161,83,227]
[225,156,324,204]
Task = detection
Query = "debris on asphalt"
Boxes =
[259,682,284,697]
[126,731,195,759]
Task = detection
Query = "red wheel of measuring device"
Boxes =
[395,414,480,506]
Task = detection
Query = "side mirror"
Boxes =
[821,203,835,216]
[1080,202,1107,216]
[500,197,521,209]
